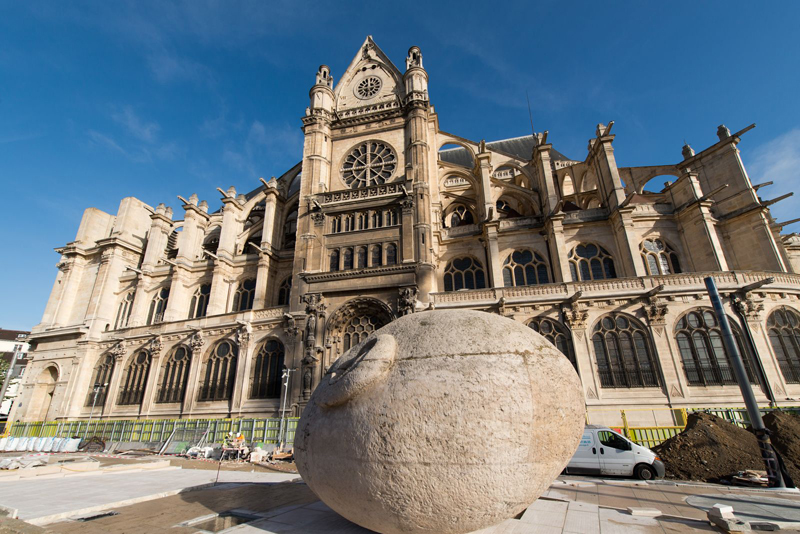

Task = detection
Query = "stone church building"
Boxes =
[13,37,800,427]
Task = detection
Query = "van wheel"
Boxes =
[635,464,656,481]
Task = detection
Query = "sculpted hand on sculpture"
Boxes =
[295,310,585,534]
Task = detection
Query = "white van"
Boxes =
[564,425,665,480]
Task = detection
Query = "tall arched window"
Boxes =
[446,204,475,227]
[371,244,382,267]
[330,249,340,272]
[767,307,800,383]
[189,284,211,319]
[592,314,660,388]
[283,204,298,249]
[640,238,681,275]
[85,355,115,407]
[568,243,616,282]
[528,317,576,370]
[503,250,549,287]
[114,291,135,330]
[675,308,757,386]
[199,340,238,401]
[444,257,486,292]
[277,277,292,306]
[232,279,256,312]
[157,346,191,403]
[356,246,367,269]
[146,288,170,325]
[117,351,151,405]
[251,339,285,399]
[343,247,354,270]
[386,243,397,265]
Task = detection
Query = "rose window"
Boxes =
[356,76,382,99]
[341,141,397,188]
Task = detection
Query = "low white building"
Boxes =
[0,330,30,420]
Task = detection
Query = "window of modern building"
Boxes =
[251,339,285,399]
[330,249,340,271]
[114,291,135,330]
[117,351,151,406]
[767,307,800,383]
[675,308,757,386]
[568,243,616,282]
[385,243,397,266]
[157,346,191,404]
[592,313,660,388]
[527,317,576,370]
[232,279,256,312]
[146,288,170,325]
[189,284,211,319]
[640,238,681,275]
[277,276,292,306]
[443,256,487,292]
[199,340,238,401]
[85,355,115,407]
[503,250,549,287]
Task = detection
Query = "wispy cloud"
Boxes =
[222,120,302,176]
[747,128,800,231]
[0,132,43,144]
[87,129,127,155]
[111,106,160,142]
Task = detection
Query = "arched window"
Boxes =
[592,314,660,388]
[640,238,681,275]
[371,244,382,267]
[675,309,757,386]
[117,351,151,406]
[232,279,256,312]
[388,209,398,226]
[444,257,486,292]
[447,204,474,227]
[203,229,220,256]
[146,288,170,325]
[343,247,354,270]
[114,291,135,329]
[157,346,191,403]
[330,249,340,272]
[342,314,383,352]
[199,340,238,401]
[331,216,342,234]
[189,284,211,319]
[503,250,549,287]
[372,210,383,228]
[568,243,616,282]
[357,212,367,230]
[767,307,800,383]
[277,277,292,306]
[251,339,285,399]
[283,204,298,249]
[528,317,576,370]
[85,355,115,407]
[344,214,354,232]
[386,243,397,265]
[496,199,522,219]
[356,246,367,269]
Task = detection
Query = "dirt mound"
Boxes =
[763,410,800,485]
[652,412,764,482]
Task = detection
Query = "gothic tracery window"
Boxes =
[85,355,115,407]
[330,249,340,272]
[592,314,660,388]
[503,250,549,287]
[341,141,397,188]
[356,246,367,269]
[444,257,486,292]
[568,243,617,282]
[117,351,151,406]
[114,291,135,330]
[528,317,576,370]
[767,307,800,383]
[157,346,191,403]
[385,243,397,265]
[283,204,298,249]
[146,288,170,325]
[199,340,238,402]
[343,247,354,270]
[675,308,757,386]
[232,279,256,312]
[371,244,382,267]
[446,204,475,227]
[250,339,285,399]
[189,284,211,319]
[277,276,292,306]
[640,238,681,276]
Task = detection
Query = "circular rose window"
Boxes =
[341,141,397,188]
[356,76,382,99]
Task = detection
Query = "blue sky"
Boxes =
[1,1,799,330]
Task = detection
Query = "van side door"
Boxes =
[597,430,635,476]
[566,431,602,475]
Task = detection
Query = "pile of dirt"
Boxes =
[763,410,800,485]
[652,412,765,482]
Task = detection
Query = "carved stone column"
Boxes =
[141,336,163,416]
[182,332,205,416]
[103,342,127,415]
[232,323,253,415]
[300,293,326,399]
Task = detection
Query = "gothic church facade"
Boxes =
[13,37,800,427]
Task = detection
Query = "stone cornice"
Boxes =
[300,264,416,284]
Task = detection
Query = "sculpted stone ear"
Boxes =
[316,334,396,408]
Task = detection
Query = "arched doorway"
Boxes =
[28,366,59,421]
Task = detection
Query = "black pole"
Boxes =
[705,276,785,488]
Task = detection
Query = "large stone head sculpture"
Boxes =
[295,310,585,534]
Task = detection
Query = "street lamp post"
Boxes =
[85,382,108,438]
[277,367,296,451]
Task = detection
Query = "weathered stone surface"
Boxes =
[295,310,585,534]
